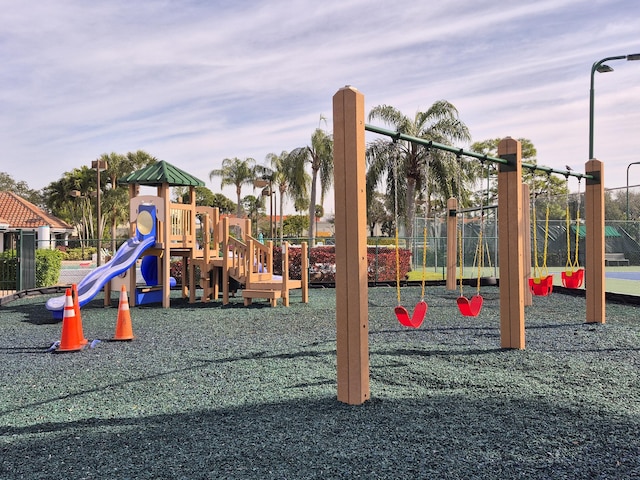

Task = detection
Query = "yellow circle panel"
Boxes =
[137,210,154,236]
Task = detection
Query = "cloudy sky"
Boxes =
[2,0,639,214]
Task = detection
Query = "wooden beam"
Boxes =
[497,138,525,349]
[333,86,370,405]
[585,159,605,324]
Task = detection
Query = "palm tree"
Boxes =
[242,195,265,236]
[43,166,97,251]
[265,151,309,244]
[290,126,333,246]
[98,153,130,253]
[209,157,257,218]
[366,101,471,241]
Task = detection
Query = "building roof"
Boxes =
[119,160,205,187]
[0,191,73,231]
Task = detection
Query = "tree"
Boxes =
[126,150,158,171]
[314,204,324,237]
[367,192,390,237]
[209,157,256,218]
[0,172,42,205]
[282,215,309,238]
[290,124,333,245]
[605,191,625,221]
[265,150,309,244]
[242,194,265,236]
[42,150,158,253]
[43,167,97,249]
[366,101,471,243]
[470,138,568,220]
[99,153,130,252]
[177,185,213,206]
[93,151,157,252]
[211,193,236,214]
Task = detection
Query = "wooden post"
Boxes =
[161,183,171,308]
[222,216,230,305]
[333,86,370,405]
[301,242,309,303]
[128,184,138,307]
[521,184,533,307]
[585,159,605,324]
[497,138,525,349]
[446,197,458,290]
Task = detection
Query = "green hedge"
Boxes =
[36,249,63,288]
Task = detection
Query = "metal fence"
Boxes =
[6,218,640,301]
[0,231,36,299]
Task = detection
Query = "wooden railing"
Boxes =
[246,236,273,285]
[225,236,248,281]
[169,203,195,247]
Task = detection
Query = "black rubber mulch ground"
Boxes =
[1,286,639,479]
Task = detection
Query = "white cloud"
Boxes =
[1,0,639,214]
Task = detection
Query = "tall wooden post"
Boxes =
[128,184,139,307]
[446,197,458,290]
[161,183,171,308]
[497,138,525,349]
[585,159,605,324]
[333,86,370,405]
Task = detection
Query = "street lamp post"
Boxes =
[91,159,108,266]
[589,53,640,160]
[626,161,640,221]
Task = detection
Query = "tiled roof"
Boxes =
[119,160,205,187]
[0,191,73,230]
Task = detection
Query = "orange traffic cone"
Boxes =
[113,285,134,341]
[71,283,88,345]
[57,288,83,352]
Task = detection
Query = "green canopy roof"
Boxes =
[573,225,621,238]
[119,160,205,187]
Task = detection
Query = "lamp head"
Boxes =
[626,53,640,61]
[596,64,614,73]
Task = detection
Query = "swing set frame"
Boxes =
[333,86,605,405]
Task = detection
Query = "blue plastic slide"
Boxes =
[46,236,156,319]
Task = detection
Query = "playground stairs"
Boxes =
[225,234,308,307]
[189,212,308,307]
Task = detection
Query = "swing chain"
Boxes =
[393,159,401,307]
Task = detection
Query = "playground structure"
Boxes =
[188,207,308,307]
[332,86,605,405]
[46,161,307,318]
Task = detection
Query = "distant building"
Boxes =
[0,191,74,252]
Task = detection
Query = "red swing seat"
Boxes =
[561,268,584,289]
[395,301,427,328]
[528,274,554,296]
[457,294,483,317]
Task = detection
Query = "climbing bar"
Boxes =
[364,124,594,181]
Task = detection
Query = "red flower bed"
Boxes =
[273,245,411,284]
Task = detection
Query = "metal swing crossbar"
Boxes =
[364,124,594,181]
